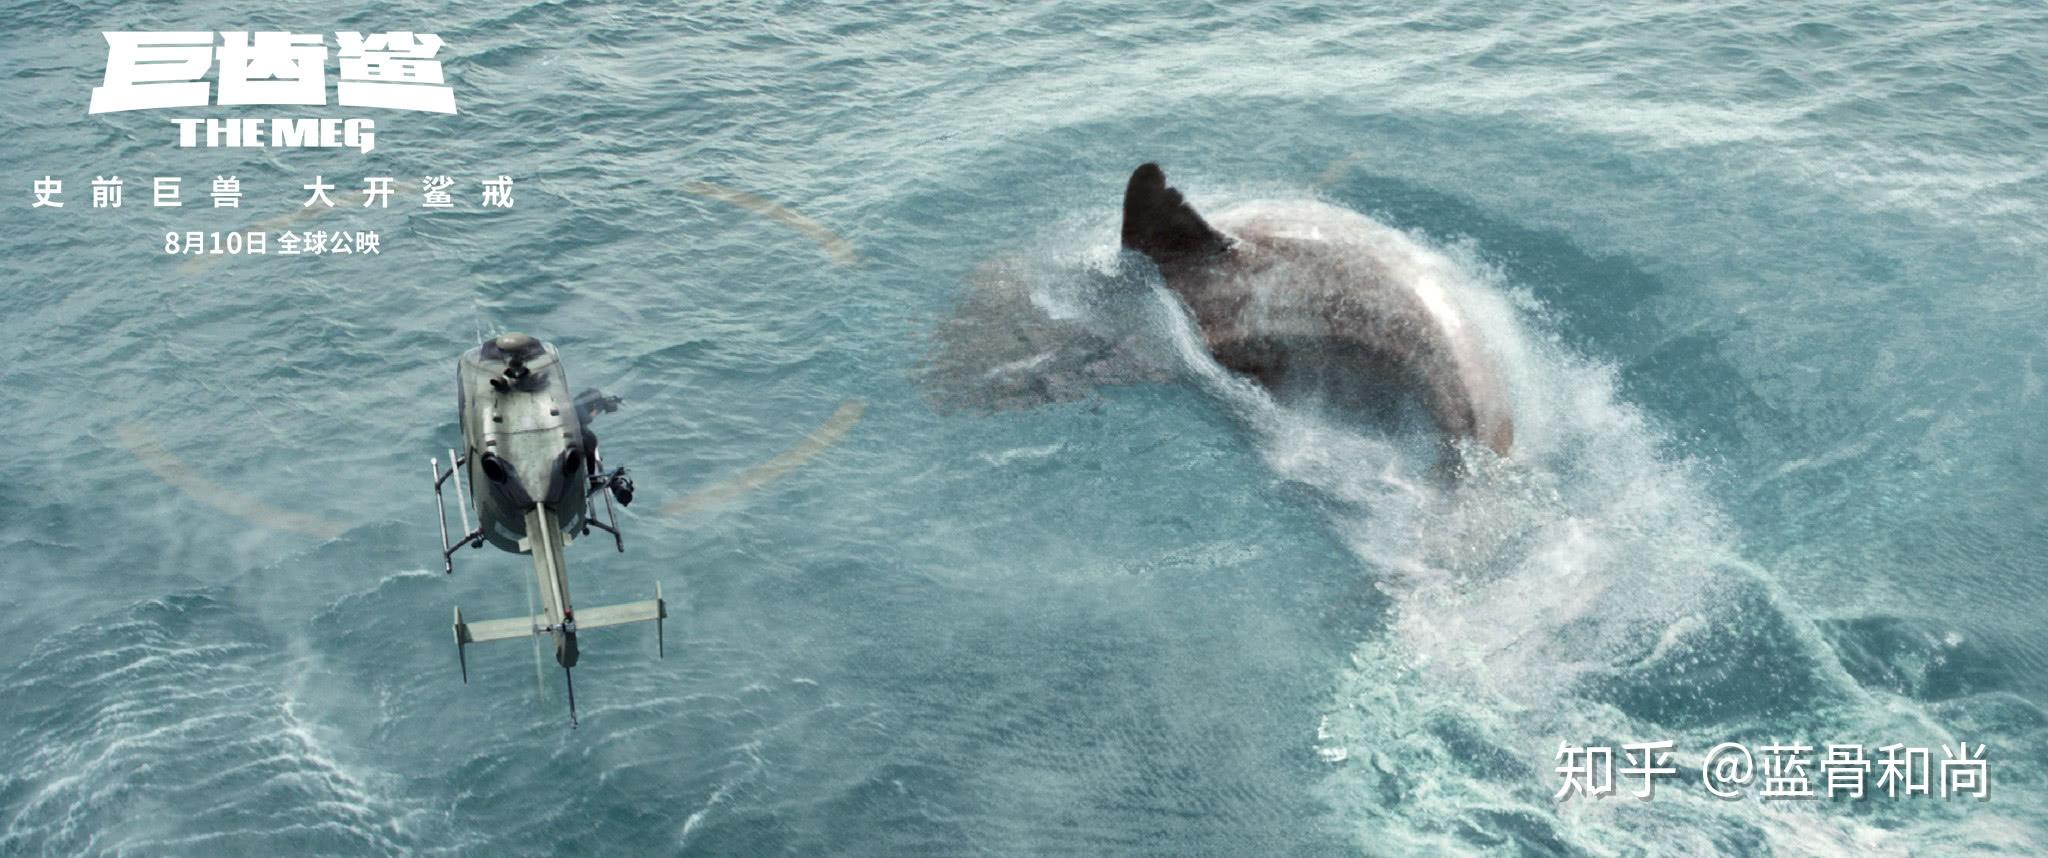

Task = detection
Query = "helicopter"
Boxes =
[427,332,663,726]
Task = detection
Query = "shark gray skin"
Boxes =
[1121,163,1514,461]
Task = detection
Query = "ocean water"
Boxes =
[3,2,2045,855]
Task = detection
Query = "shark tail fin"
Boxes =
[1121,163,1232,265]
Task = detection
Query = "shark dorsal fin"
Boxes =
[1121,163,1231,266]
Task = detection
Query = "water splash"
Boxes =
[944,198,2044,854]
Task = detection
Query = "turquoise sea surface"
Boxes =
[2,2,2044,855]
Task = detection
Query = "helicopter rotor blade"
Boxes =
[660,399,865,519]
